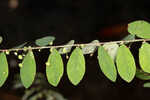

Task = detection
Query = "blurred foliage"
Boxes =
[13,73,67,100]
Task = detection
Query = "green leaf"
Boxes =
[67,47,85,85]
[139,42,150,73]
[116,45,136,82]
[81,40,99,54]
[143,82,150,88]
[13,42,27,49]
[0,52,8,87]
[0,36,3,44]
[98,46,117,82]
[128,20,150,39]
[58,40,74,54]
[122,34,135,41]
[20,51,36,88]
[103,43,119,61]
[46,49,64,87]
[35,36,55,46]
[136,69,150,80]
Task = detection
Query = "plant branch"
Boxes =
[0,38,150,52]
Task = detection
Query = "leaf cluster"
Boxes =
[0,20,150,88]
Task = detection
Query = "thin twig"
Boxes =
[0,38,150,52]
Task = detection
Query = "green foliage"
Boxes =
[116,45,136,82]
[143,82,150,88]
[20,51,36,88]
[0,52,8,87]
[35,36,55,46]
[128,20,150,38]
[139,42,150,73]
[122,34,135,41]
[1,20,150,88]
[103,43,119,61]
[46,49,64,87]
[0,36,3,44]
[14,42,27,48]
[12,73,67,100]
[58,40,74,54]
[81,40,99,54]
[98,46,117,82]
[67,47,85,85]
[136,69,150,80]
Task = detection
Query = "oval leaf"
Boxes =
[128,20,150,39]
[0,52,8,87]
[20,51,36,88]
[67,47,85,85]
[103,43,119,61]
[139,42,150,73]
[35,36,55,46]
[82,40,99,54]
[116,45,136,82]
[46,49,64,87]
[98,46,117,82]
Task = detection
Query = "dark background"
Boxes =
[1,0,150,46]
[0,0,150,100]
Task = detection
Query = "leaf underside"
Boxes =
[35,36,55,46]
[103,43,119,61]
[82,40,99,54]
[58,40,75,54]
